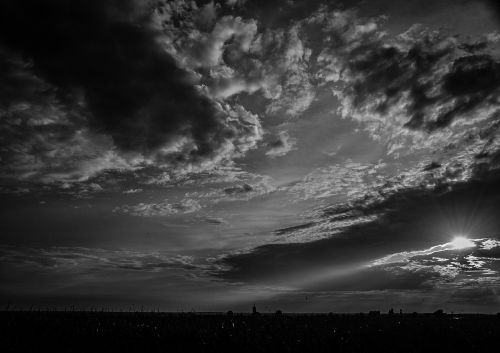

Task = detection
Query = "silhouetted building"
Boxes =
[252,304,258,315]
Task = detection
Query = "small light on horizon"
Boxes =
[450,236,475,250]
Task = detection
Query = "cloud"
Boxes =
[261,24,316,117]
[286,160,388,202]
[114,198,201,217]
[215,237,500,294]
[0,47,133,183]
[0,0,263,184]
[301,9,500,156]
[366,237,500,291]
[196,1,218,30]
[190,16,258,68]
[141,6,500,248]
[185,172,277,204]
[265,131,297,158]
[0,0,217,153]
[371,238,481,267]
[158,6,316,117]
[271,122,500,243]
[0,245,211,273]
[123,188,143,194]
[202,217,229,225]
[217,166,500,284]
[224,183,253,195]
[225,0,247,7]
[155,4,497,168]
[3,2,499,189]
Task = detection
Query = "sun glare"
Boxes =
[450,236,475,250]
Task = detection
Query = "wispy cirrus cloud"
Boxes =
[0,245,236,278]
[0,245,200,272]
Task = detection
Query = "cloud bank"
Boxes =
[0,0,263,183]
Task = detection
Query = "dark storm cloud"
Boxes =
[0,47,97,182]
[342,36,500,131]
[0,0,231,158]
[437,54,500,129]
[0,48,52,106]
[302,7,500,149]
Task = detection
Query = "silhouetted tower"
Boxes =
[252,304,257,315]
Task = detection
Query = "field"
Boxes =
[2,311,500,352]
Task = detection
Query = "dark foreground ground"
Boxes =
[2,311,500,352]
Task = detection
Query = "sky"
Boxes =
[1,0,500,313]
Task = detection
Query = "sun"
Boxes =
[450,236,475,250]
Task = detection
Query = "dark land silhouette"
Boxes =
[2,310,500,352]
